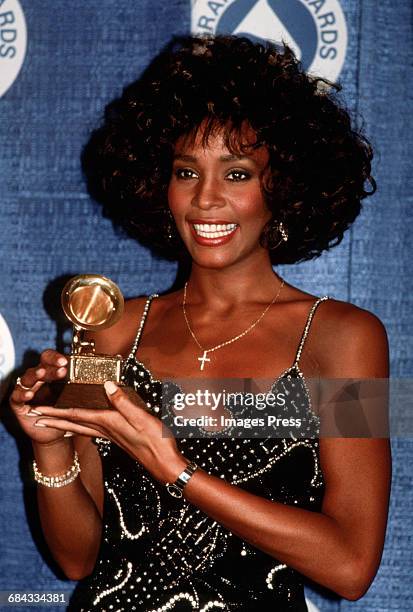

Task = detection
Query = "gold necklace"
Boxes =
[182,279,285,370]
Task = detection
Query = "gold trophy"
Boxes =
[33,274,138,409]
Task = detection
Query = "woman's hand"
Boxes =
[9,349,70,446]
[22,381,187,484]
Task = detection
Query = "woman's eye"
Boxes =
[226,170,250,181]
[175,168,198,180]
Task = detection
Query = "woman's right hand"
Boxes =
[9,349,70,446]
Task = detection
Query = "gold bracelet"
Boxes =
[33,451,81,488]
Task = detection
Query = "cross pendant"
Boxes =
[198,351,211,371]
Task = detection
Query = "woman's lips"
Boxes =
[188,221,239,247]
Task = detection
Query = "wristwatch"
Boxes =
[166,461,198,498]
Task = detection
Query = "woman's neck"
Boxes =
[186,254,283,308]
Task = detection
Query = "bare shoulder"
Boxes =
[316,297,388,336]
[309,297,389,378]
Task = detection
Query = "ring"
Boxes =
[16,376,34,392]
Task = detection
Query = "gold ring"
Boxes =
[16,376,34,392]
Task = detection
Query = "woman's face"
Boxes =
[168,125,272,270]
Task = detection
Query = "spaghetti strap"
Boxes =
[127,294,159,359]
[293,295,330,367]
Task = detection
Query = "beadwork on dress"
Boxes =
[68,295,329,612]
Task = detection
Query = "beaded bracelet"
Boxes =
[33,451,81,488]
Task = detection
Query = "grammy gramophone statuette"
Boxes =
[62,274,124,387]
[33,274,138,409]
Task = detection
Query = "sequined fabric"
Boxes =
[68,295,329,612]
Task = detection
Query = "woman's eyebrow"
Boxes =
[173,153,257,163]
[173,154,197,162]
[219,154,250,161]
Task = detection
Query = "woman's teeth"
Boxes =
[193,223,238,238]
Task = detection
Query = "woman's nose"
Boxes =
[192,178,225,210]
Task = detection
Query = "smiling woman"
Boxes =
[9,35,390,612]
[168,124,272,269]
[82,35,374,266]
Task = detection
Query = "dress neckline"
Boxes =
[123,353,315,418]
[126,353,302,392]
[128,293,329,369]
[123,292,330,422]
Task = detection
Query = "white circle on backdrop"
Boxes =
[191,0,348,83]
[306,598,321,612]
[0,0,27,97]
[0,311,15,402]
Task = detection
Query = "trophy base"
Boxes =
[29,382,143,410]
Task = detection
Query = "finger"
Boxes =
[25,406,109,426]
[40,349,68,382]
[104,381,148,427]
[33,418,107,439]
[28,406,139,448]
[14,359,67,397]
[16,366,45,390]
[27,404,144,450]
[11,367,66,411]
[40,349,68,368]
[41,365,68,383]
[10,387,35,410]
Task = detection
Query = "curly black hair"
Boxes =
[82,34,376,264]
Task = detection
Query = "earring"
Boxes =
[278,221,288,243]
[263,220,288,250]
[165,209,177,244]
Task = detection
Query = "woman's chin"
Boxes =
[187,247,257,271]
[190,253,237,270]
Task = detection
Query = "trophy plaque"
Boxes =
[32,274,140,409]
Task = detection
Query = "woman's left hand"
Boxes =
[27,381,188,484]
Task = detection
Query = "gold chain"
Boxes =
[182,278,285,370]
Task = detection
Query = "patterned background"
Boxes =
[0,1,411,610]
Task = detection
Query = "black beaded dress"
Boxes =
[68,295,329,612]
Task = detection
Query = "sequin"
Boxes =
[68,295,329,612]
[107,487,146,540]
[92,561,133,605]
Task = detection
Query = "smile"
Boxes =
[192,223,238,238]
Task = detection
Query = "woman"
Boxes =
[10,35,391,611]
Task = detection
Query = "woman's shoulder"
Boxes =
[124,289,182,317]
[316,296,387,336]
[283,285,386,334]
[308,296,389,378]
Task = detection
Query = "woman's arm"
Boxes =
[32,302,391,597]
[171,305,392,600]
[10,299,146,580]
[33,435,103,580]
[9,349,105,580]
[33,297,149,579]
[179,437,390,600]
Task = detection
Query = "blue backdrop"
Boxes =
[0,1,412,611]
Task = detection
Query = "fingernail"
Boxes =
[27,409,43,417]
[25,391,34,399]
[35,368,45,377]
[104,381,118,395]
[34,421,47,427]
[57,357,67,366]
[63,432,74,438]
[57,367,66,376]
